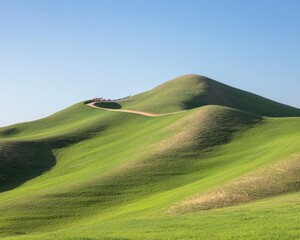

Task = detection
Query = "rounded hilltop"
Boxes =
[114,74,300,117]
[0,73,299,239]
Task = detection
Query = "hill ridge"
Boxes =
[0,74,299,239]
[110,74,300,117]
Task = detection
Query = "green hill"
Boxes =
[0,74,299,239]
[102,74,300,117]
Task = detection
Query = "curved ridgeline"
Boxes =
[114,74,300,117]
[0,74,299,239]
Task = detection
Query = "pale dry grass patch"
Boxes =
[166,153,300,214]
[153,106,218,154]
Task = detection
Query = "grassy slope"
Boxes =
[15,192,298,240]
[116,74,300,117]
[0,75,299,239]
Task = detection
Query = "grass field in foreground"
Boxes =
[4,192,298,240]
[0,75,299,239]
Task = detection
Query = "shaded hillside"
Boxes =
[119,74,300,117]
[0,74,299,239]
[0,140,55,192]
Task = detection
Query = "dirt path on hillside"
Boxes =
[86,102,160,117]
[86,102,184,117]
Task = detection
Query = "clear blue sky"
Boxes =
[0,0,299,126]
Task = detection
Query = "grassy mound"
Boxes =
[0,75,299,239]
[94,101,122,109]
[120,74,300,117]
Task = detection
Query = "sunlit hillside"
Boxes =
[0,74,299,240]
